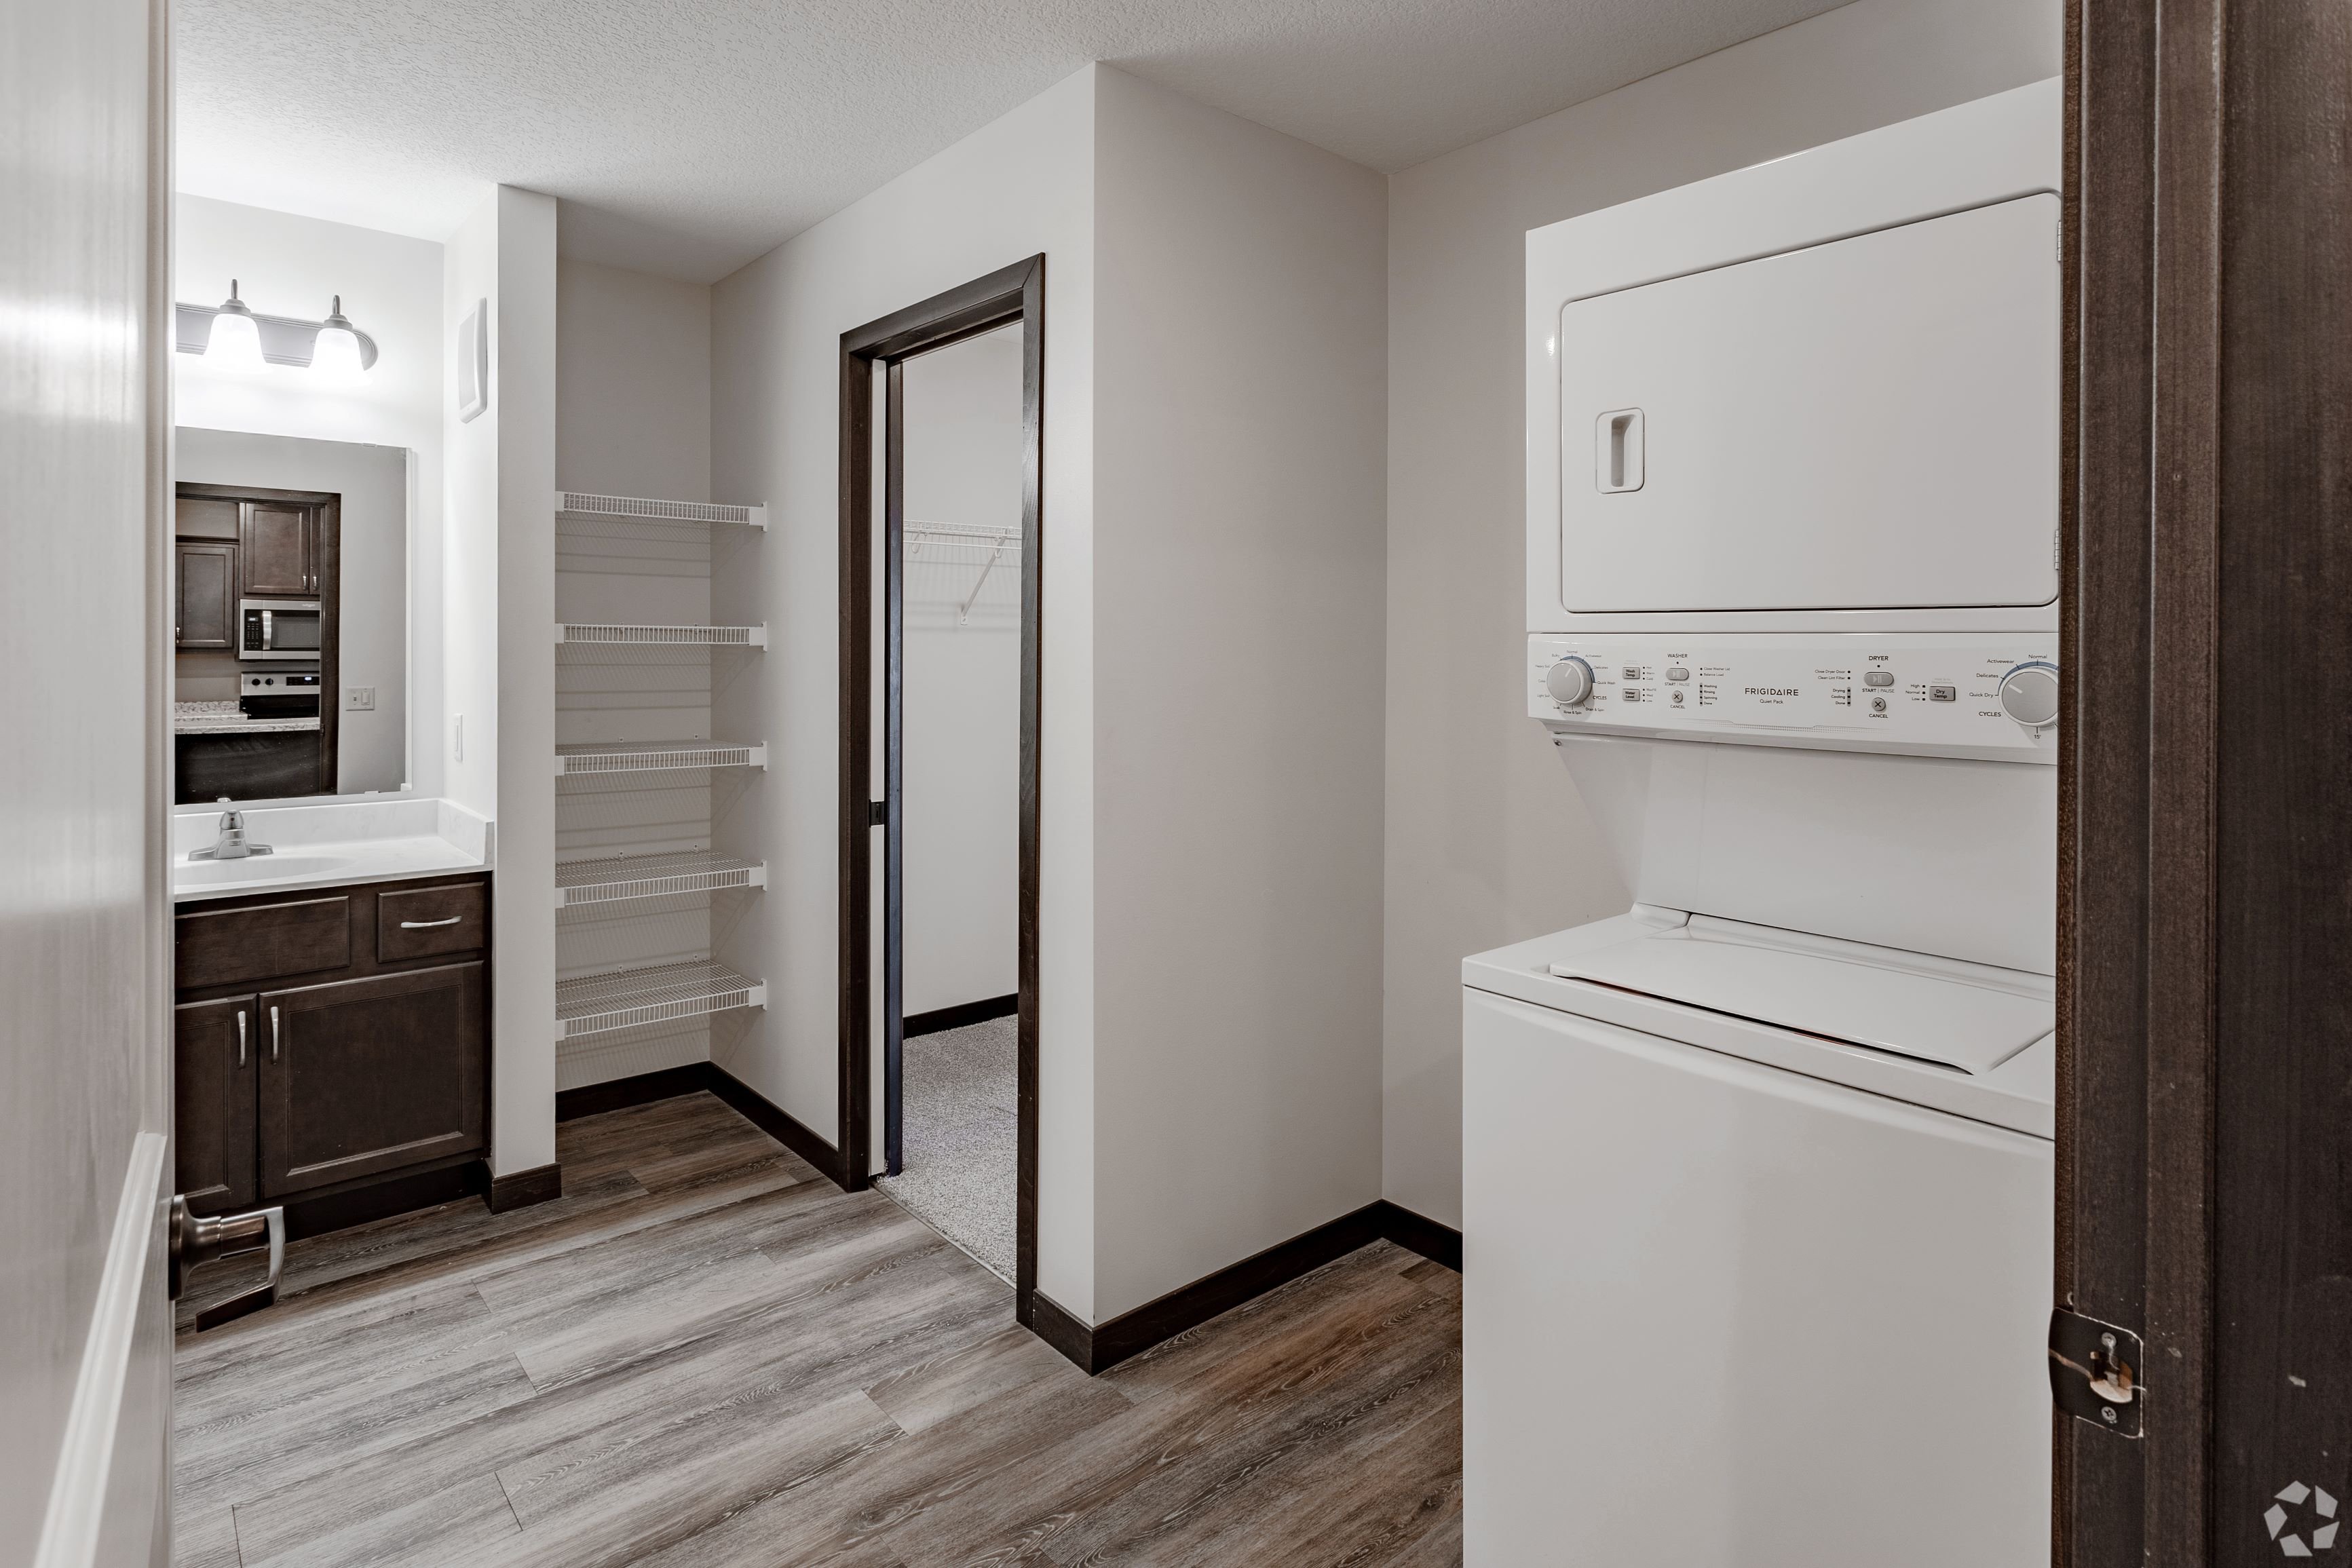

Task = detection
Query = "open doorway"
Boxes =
[838,257,1045,1315]
[875,322,1025,1279]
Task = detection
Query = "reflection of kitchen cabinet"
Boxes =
[241,502,317,596]
[176,541,238,649]
[172,875,490,1218]
[175,731,323,805]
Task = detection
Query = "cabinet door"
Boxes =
[174,995,258,1215]
[241,501,314,596]
[176,541,238,649]
[258,963,485,1198]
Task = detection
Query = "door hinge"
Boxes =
[868,799,888,827]
[2049,1307,2143,1437]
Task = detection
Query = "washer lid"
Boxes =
[1551,916,2053,1075]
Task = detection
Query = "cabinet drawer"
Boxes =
[378,881,487,961]
[177,897,351,990]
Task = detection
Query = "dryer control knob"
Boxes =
[1998,662,2061,729]
[1546,655,1595,707]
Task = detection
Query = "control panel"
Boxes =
[1528,634,2059,763]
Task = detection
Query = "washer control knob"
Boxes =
[1546,655,1595,708]
[1998,662,2061,729]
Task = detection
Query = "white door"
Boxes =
[1555,194,2062,613]
[1463,987,2053,1568]
[4,1,176,1565]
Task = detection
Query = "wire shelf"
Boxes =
[556,740,767,776]
[555,491,767,530]
[555,959,765,1041]
[556,623,767,647]
[905,519,1024,553]
[554,851,767,909]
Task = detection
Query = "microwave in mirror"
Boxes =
[240,597,322,659]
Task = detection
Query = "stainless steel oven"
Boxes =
[239,598,321,661]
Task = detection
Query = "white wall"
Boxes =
[1380,0,2065,1229]
[554,259,721,1089]
[900,324,1023,1016]
[1089,68,1388,1320]
[710,66,1100,1314]
[444,185,561,1175]
[175,194,445,795]
[710,64,1388,1326]
[173,427,410,792]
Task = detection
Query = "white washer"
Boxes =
[1467,79,2064,1565]
[1464,915,2053,1566]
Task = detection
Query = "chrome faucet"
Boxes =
[190,807,273,861]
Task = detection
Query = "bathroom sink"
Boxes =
[176,854,353,887]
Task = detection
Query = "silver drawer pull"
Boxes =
[236,1010,247,1068]
[270,1004,280,1060]
[401,916,463,929]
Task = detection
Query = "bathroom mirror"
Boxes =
[172,427,409,803]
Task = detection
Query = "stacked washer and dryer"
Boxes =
[1464,81,2064,1565]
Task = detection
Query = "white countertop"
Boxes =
[172,796,493,902]
[174,700,320,735]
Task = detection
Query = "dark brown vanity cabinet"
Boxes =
[173,995,259,1215]
[174,875,490,1219]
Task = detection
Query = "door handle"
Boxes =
[270,1003,281,1060]
[236,1008,247,1068]
[400,916,462,929]
[168,1196,286,1331]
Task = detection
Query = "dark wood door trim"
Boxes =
[839,254,1045,1320]
[2066,1,2352,1560]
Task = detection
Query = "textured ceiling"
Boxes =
[176,0,1846,282]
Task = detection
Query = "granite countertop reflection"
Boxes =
[174,700,320,736]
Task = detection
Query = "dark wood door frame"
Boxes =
[2064,1,2350,1561]
[176,479,342,795]
[839,255,1045,1314]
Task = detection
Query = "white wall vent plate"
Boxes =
[1556,195,2059,613]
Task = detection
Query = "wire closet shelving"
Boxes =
[553,488,771,1047]
[554,850,768,909]
[554,959,766,1041]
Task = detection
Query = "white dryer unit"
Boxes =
[1468,78,2065,1567]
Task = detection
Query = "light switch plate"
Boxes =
[344,686,376,711]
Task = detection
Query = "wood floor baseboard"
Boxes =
[1372,1199,1463,1272]
[556,1061,853,1193]
[487,1161,563,1214]
[555,1066,708,1122]
[1033,1199,1462,1376]
[903,993,1020,1038]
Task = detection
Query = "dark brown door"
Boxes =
[2064,0,2352,1559]
[176,541,238,649]
[257,963,485,1198]
[241,501,314,596]
[173,995,258,1215]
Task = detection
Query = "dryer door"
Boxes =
[1555,193,2060,613]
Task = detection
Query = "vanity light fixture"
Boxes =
[174,286,379,377]
[309,296,367,386]
[204,280,267,373]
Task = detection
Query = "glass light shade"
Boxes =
[205,302,265,372]
[310,322,366,385]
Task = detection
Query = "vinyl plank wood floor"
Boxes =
[172,1091,1462,1567]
